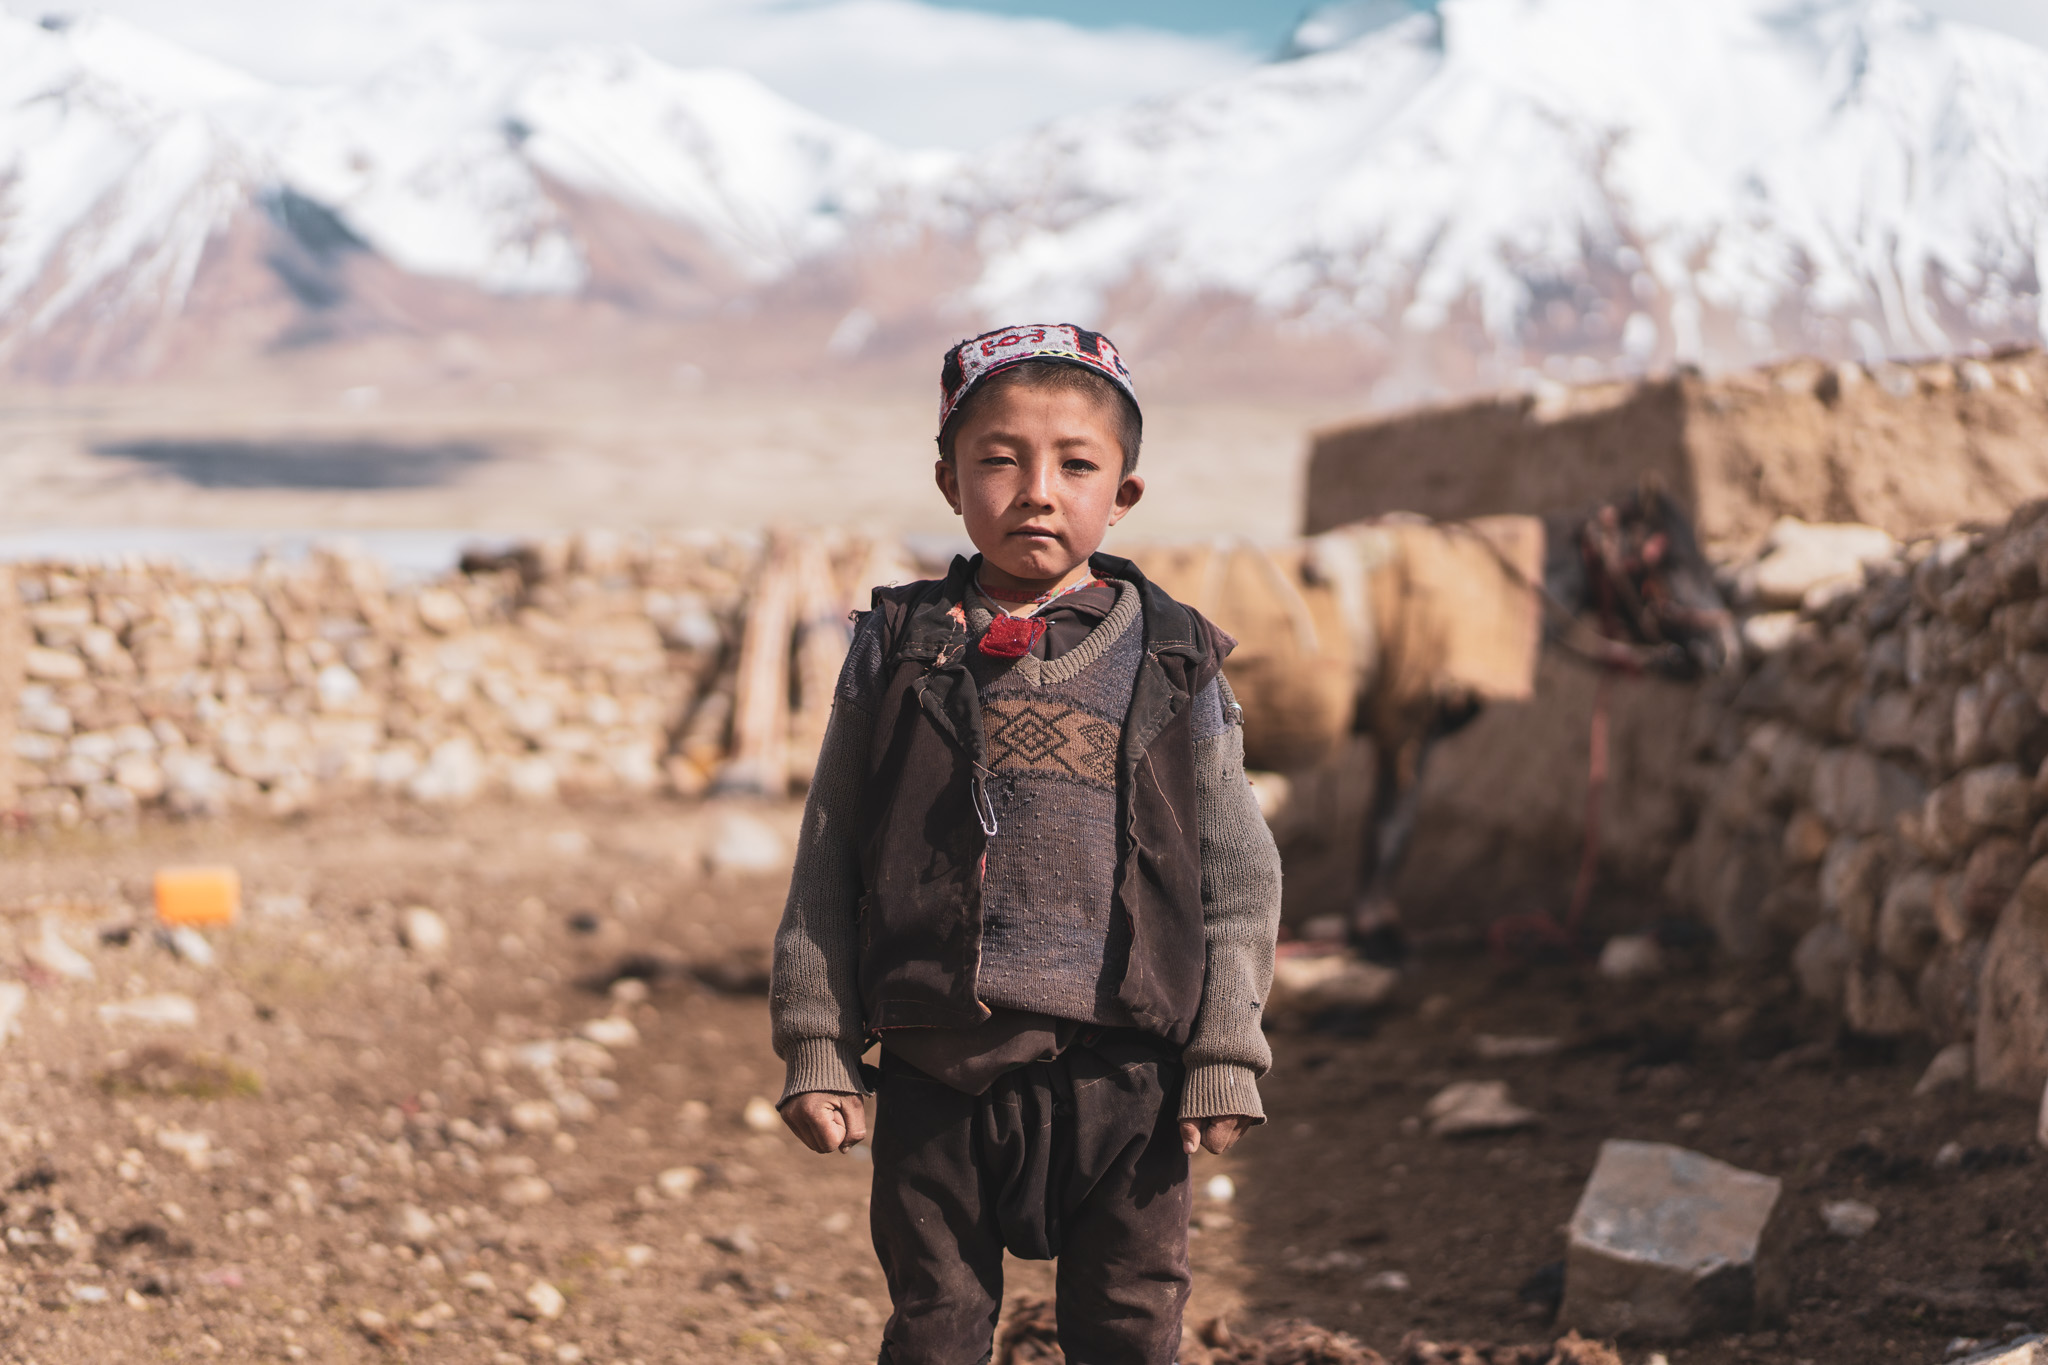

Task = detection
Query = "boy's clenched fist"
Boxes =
[780,1092,868,1154]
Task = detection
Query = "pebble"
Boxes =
[743,1096,782,1132]
[98,994,199,1029]
[161,927,216,967]
[579,1016,640,1049]
[155,1128,212,1172]
[25,918,95,981]
[525,1279,567,1320]
[623,1244,655,1269]
[460,1271,497,1293]
[1364,1270,1411,1293]
[716,1225,761,1256]
[508,1100,560,1136]
[1948,1336,2048,1365]
[1422,1080,1538,1137]
[1597,935,1665,981]
[705,813,787,875]
[1915,1043,1973,1097]
[1935,1141,1966,1170]
[1204,1174,1236,1203]
[71,1284,109,1304]
[392,1203,437,1245]
[499,1176,554,1207]
[1268,952,1399,1012]
[1821,1198,1880,1238]
[657,1166,703,1200]
[401,907,451,958]
[548,830,593,858]
[0,982,27,1045]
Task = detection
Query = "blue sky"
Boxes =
[922,0,1303,48]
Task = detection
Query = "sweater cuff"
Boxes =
[1179,1063,1265,1124]
[779,1038,868,1105]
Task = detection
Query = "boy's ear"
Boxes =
[1107,474,1145,526]
[934,458,963,515]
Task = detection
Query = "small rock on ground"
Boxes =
[1423,1081,1538,1137]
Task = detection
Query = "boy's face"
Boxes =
[934,383,1144,591]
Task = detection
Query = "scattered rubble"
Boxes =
[1423,1081,1538,1137]
[1560,1140,1785,1341]
[1915,1042,1974,1096]
[96,994,199,1029]
[1949,1336,2048,1365]
[399,905,451,958]
[1268,951,1400,1020]
[24,917,94,981]
[1821,1198,1881,1239]
[1595,936,1664,981]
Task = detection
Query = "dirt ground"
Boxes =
[0,799,2040,1365]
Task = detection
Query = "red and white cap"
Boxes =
[938,323,1138,436]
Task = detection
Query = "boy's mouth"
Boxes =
[1010,525,1060,542]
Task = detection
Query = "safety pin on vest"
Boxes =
[971,773,999,838]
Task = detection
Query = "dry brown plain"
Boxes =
[0,384,1357,546]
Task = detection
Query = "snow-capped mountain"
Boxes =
[3,0,2047,397]
[0,10,947,375]
[926,0,2048,392]
[0,14,264,368]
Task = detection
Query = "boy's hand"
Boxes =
[780,1092,869,1154]
[1180,1116,1255,1156]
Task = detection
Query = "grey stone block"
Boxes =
[1560,1140,1787,1341]
[1947,1337,2045,1365]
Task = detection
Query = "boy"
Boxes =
[771,324,1282,1365]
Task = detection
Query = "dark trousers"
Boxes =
[869,1035,1193,1365]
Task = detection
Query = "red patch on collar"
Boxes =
[979,616,1047,659]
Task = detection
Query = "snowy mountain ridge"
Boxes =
[935,0,2048,387]
[0,8,945,360]
[2,0,2047,392]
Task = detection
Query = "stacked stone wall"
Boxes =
[3,533,885,826]
[1669,501,2048,1098]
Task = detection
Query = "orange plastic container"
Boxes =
[154,866,241,927]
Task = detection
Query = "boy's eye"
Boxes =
[1063,458,1098,473]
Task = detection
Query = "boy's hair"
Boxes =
[937,360,1143,477]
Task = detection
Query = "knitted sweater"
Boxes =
[770,581,1282,1121]
[966,582,1164,1024]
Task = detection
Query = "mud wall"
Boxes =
[1668,501,2048,1098]
[1305,349,2048,553]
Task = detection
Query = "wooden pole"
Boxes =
[718,536,797,796]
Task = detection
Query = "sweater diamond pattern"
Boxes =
[984,699,1119,789]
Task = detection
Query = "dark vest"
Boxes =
[855,553,1229,1044]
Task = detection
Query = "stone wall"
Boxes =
[3,533,894,827]
[1667,502,2048,1099]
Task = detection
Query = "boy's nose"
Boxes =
[1017,465,1055,508]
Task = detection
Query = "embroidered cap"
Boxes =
[938,323,1139,437]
